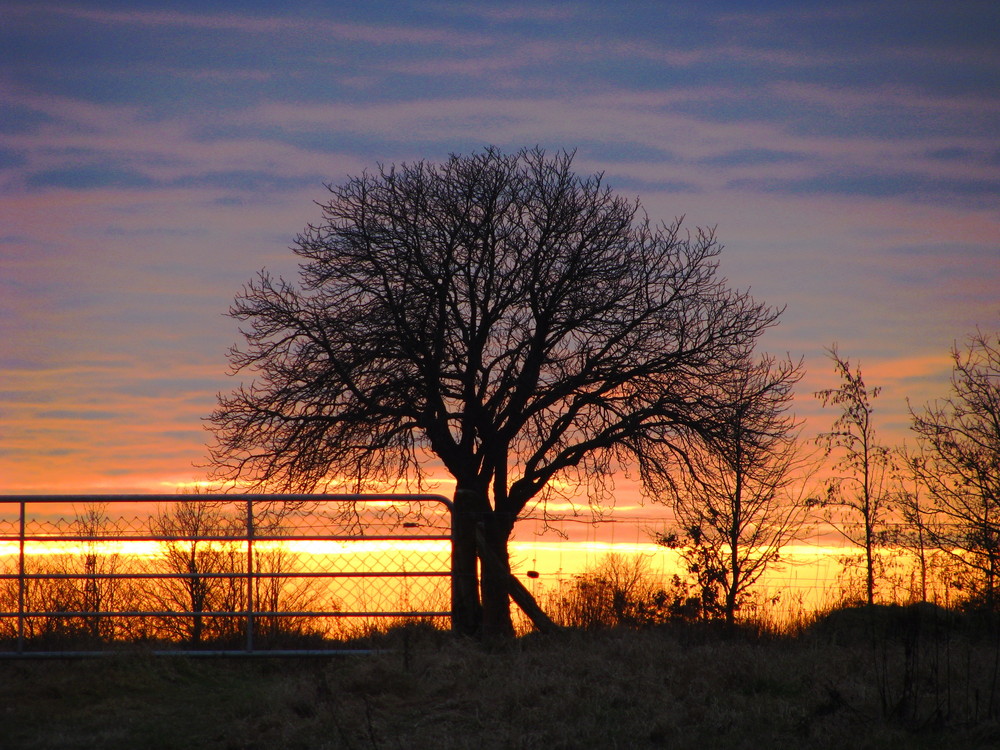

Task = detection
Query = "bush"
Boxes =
[551,554,703,629]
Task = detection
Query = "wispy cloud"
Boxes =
[430,1,579,23]
[11,3,490,46]
[1,0,997,493]
[775,81,1000,119]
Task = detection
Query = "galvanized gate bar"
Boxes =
[0,493,454,657]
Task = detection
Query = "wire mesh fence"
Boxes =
[0,494,453,656]
[506,513,975,631]
[3,494,985,651]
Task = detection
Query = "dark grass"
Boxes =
[3,611,1000,749]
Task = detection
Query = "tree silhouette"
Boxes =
[149,500,242,645]
[814,346,895,606]
[659,354,808,625]
[906,329,1000,610]
[75,503,128,642]
[208,146,784,637]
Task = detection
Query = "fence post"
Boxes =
[245,497,255,653]
[449,501,455,633]
[17,500,25,654]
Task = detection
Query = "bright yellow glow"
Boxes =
[0,529,921,619]
[286,539,449,556]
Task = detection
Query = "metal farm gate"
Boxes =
[0,494,454,656]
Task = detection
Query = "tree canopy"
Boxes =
[208,146,785,636]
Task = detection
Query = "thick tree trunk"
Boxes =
[479,513,516,640]
[451,489,555,639]
[475,523,562,636]
[451,492,484,636]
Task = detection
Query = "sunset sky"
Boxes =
[2,1,998,503]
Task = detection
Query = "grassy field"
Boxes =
[3,606,1000,749]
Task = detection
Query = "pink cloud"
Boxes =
[864,354,954,385]
[438,3,580,23]
[773,81,1000,118]
[17,4,489,47]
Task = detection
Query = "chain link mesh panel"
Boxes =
[0,494,453,654]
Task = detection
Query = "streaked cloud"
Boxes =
[10,4,490,47]
[1,0,997,495]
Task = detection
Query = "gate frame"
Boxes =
[0,493,454,657]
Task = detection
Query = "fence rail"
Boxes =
[0,493,454,656]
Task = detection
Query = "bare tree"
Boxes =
[74,503,139,642]
[657,354,809,625]
[905,329,1000,610]
[208,147,784,637]
[893,480,933,603]
[251,543,322,644]
[77,503,116,641]
[814,346,896,606]
[149,501,243,644]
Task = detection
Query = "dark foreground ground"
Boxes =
[3,608,1000,749]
